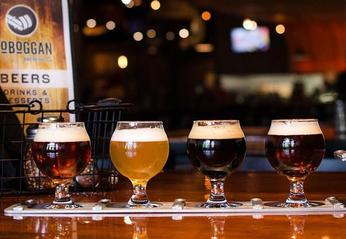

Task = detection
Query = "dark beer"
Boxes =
[187,120,246,179]
[32,141,91,180]
[187,120,246,208]
[266,119,325,178]
[265,119,325,208]
[187,138,246,179]
[266,134,325,178]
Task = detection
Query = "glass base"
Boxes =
[44,201,83,209]
[265,201,324,208]
[197,201,242,208]
[126,201,162,208]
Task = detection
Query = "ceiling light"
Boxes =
[146,29,157,38]
[179,28,189,38]
[201,11,211,21]
[125,1,134,8]
[117,55,128,69]
[275,24,286,34]
[150,0,161,10]
[165,31,175,40]
[86,19,97,28]
[121,0,131,4]
[105,21,116,30]
[242,18,257,31]
[133,32,143,41]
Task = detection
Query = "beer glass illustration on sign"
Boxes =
[32,122,91,209]
[110,121,169,208]
[187,120,246,208]
[265,119,325,207]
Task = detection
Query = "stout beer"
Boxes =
[187,120,246,208]
[266,120,325,178]
[187,121,246,179]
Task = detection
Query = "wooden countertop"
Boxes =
[1,171,346,238]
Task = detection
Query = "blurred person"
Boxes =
[323,71,337,92]
[334,71,346,139]
[0,87,23,186]
[195,72,229,109]
[290,80,306,102]
[336,71,346,101]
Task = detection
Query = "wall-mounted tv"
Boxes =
[230,27,270,53]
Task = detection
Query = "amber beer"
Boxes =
[32,124,91,181]
[266,120,325,178]
[187,122,246,179]
[110,128,169,185]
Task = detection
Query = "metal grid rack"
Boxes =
[0,98,132,195]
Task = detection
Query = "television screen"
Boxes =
[230,27,270,53]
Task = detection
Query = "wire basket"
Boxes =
[0,98,132,195]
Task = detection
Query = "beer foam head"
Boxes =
[34,124,90,142]
[111,128,168,142]
[188,120,245,139]
[268,119,322,136]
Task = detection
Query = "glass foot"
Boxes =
[44,202,83,209]
[264,201,324,208]
[197,201,242,208]
[126,201,162,208]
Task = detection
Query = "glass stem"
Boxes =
[54,183,72,204]
[130,183,149,205]
[207,178,227,204]
[286,179,307,204]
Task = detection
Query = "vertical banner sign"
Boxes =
[0,0,74,121]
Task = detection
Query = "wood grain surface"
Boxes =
[1,171,346,239]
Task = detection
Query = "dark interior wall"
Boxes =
[69,1,339,129]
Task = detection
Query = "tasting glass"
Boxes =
[265,119,325,207]
[110,121,169,208]
[187,120,246,208]
[32,122,91,208]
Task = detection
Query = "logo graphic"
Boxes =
[6,5,38,36]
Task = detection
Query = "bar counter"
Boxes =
[1,171,346,238]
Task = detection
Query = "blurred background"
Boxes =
[71,0,346,130]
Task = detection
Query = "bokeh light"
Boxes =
[86,19,97,28]
[201,11,211,21]
[133,32,144,41]
[275,24,286,34]
[117,55,128,69]
[179,28,189,38]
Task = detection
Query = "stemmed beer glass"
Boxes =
[187,120,246,208]
[265,119,325,207]
[110,121,169,208]
[32,122,91,208]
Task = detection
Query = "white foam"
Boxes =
[111,128,168,142]
[188,122,245,139]
[34,127,90,142]
[268,120,322,136]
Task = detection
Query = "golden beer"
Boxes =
[110,122,169,207]
[110,140,169,185]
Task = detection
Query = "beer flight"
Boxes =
[31,119,325,209]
